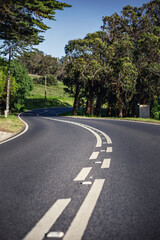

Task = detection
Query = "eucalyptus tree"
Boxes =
[63,57,86,115]
[65,39,89,115]
[134,0,160,106]
[121,1,160,111]
[84,31,114,116]
[102,10,138,117]
[65,32,114,116]
[65,34,107,116]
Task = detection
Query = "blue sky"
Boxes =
[37,0,150,58]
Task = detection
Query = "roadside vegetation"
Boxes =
[0,114,24,133]
[24,80,74,110]
[59,109,160,124]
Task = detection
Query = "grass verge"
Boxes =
[59,109,160,124]
[0,114,24,133]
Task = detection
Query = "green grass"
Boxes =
[60,109,160,124]
[24,81,74,110]
[0,114,24,133]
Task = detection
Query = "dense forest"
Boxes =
[0,0,160,119]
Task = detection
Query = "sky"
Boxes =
[37,0,151,59]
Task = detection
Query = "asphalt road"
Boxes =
[0,107,160,240]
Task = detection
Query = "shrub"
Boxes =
[152,95,160,120]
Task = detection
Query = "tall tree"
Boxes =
[63,57,86,115]
[0,0,71,42]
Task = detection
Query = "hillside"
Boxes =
[24,81,74,110]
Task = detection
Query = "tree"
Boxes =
[0,58,16,114]
[63,57,86,115]
[0,0,71,43]
[84,32,113,116]
[65,33,113,116]
[19,51,58,76]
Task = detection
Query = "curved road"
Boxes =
[0,107,160,240]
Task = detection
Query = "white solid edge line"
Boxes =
[74,167,92,181]
[0,113,29,145]
[64,116,160,126]
[43,118,102,148]
[89,151,99,160]
[23,198,71,240]
[63,179,105,240]
[101,158,111,169]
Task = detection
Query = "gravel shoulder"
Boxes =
[0,131,15,142]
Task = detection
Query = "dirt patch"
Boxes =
[0,131,15,142]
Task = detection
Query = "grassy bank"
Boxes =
[24,81,74,110]
[0,115,24,133]
[60,109,160,124]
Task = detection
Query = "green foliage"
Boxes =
[0,67,7,98]
[33,74,58,86]
[0,0,71,43]
[0,61,17,113]
[19,51,58,76]
[10,61,33,111]
[152,95,160,119]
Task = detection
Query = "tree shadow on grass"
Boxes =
[24,98,72,110]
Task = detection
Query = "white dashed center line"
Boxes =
[106,147,112,153]
[74,167,92,181]
[89,151,99,160]
[23,199,71,240]
[101,158,111,168]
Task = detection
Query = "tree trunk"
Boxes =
[45,75,47,106]
[90,94,94,115]
[118,95,123,118]
[86,79,95,115]
[73,84,79,116]
[95,91,102,116]
[85,94,95,115]
[5,49,11,117]
[85,99,91,115]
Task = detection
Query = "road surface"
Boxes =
[0,107,160,240]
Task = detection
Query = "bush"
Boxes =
[10,61,33,111]
[152,95,160,120]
